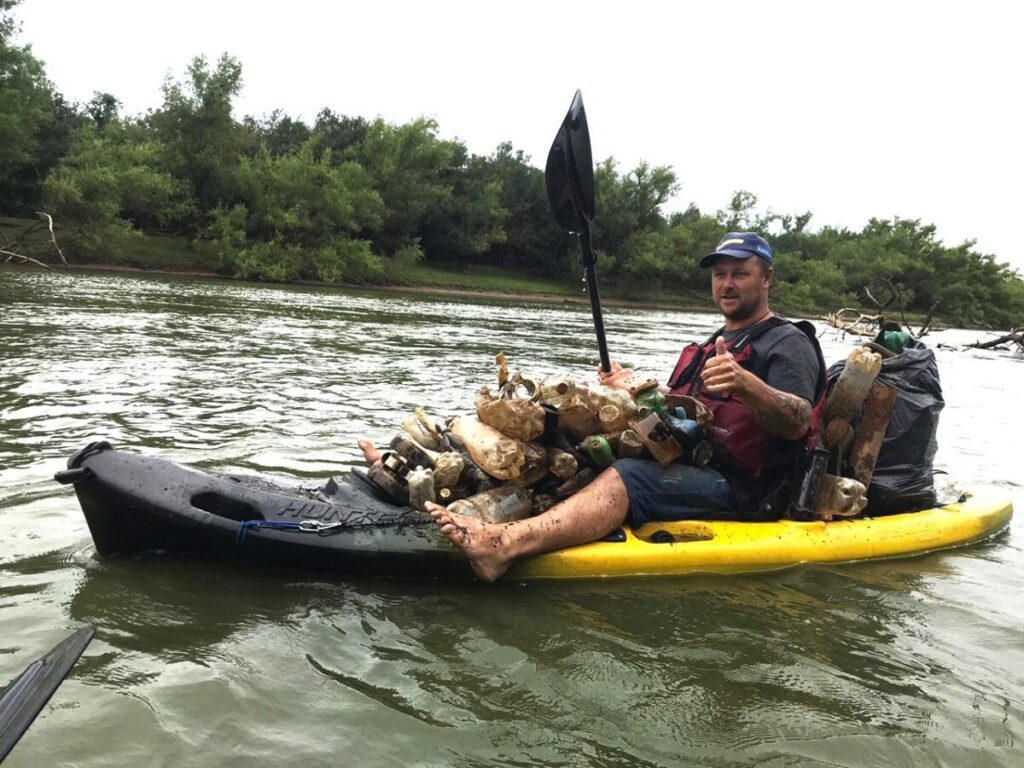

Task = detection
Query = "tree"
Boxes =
[419,146,509,265]
[0,0,52,207]
[148,54,249,235]
[592,158,678,264]
[206,141,384,282]
[43,121,192,254]
[313,109,368,161]
[85,91,120,129]
[243,109,311,158]
[483,143,564,273]
[346,117,457,258]
[716,190,759,231]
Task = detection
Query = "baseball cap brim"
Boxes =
[698,249,763,269]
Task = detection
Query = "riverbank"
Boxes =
[30,261,708,313]
[2,216,712,312]
[0,215,939,323]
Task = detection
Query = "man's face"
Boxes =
[710,256,772,324]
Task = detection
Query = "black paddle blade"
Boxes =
[545,89,595,233]
[0,625,95,762]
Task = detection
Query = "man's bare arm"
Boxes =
[733,375,812,441]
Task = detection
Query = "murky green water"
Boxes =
[1,267,1021,767]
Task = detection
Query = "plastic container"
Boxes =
[407,466,436,512]
[584,435,615,468]
[634,389,667,417]
[824,347,882,424]
[447,487,534,523]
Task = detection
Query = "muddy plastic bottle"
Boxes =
[407,466,436,512]
[824,347,882,424]
[447,487,534,523]
[536,374,576,408]
[547,447,578,479]
[432,452,465,489]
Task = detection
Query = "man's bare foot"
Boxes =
[357,439,383,465]
[427,502,514,582]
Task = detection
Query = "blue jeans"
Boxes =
[614,458,753,528]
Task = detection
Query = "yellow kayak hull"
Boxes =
[508,490,1013,580]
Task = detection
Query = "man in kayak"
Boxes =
[423,232,825,581]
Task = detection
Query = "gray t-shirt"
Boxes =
[716,318,824,489]
[721,321,821,405]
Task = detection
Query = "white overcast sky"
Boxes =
[16,0,1023,273]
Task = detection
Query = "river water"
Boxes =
[1,267,1021,767]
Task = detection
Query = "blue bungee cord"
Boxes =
[235,519,344,546]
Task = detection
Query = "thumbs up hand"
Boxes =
[700,336,749,395]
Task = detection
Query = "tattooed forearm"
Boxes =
[740,385,812,441]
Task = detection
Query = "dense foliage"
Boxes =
[2,0,1022,327]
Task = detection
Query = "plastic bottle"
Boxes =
[448,416,526,481]
[447,487,534,523]
[823,347,882,424]
[634,389,667,417]
[368,457,409,506]
[584,435,615,468]
[547,447,578,479]
[616,429,646,459]
[536,374,576,408]
[582,384,637,421]
[407,466,436,512]
[432,452,465,489]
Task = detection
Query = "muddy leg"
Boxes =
[427,467,630,582]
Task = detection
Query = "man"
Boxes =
[427,232,824,581]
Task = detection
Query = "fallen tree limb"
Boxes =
[968,329,1024,350]
[821,308,882,337]
[35,211,67,268]
[1,247,53,270]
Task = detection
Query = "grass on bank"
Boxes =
[1,216,908,319]
[5,216,695,304]
[1,216,217,273]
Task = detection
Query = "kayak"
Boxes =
[56,441,1013,580]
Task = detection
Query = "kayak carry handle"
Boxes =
[54,468,92,485]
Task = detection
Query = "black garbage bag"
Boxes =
[826,337,944,514]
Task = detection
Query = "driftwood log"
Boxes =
[968,330,1024,351]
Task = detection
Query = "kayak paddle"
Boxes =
[0,624,95,763]
[545,89,612,372]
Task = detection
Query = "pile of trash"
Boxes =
[366,331,943,524]
[364,354,712,522]
[820,331,944,518]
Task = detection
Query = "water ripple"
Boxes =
[1,268,1022,767]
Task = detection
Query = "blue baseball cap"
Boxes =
[699,232,774,268]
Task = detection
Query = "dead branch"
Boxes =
[968,329,1024,351]
[35,211,67,268]
[821,308,882,338]
[1,247,53,270]
[863,278,898,310]
[899,299,940,338]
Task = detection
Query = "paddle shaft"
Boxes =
[579,224,611,373]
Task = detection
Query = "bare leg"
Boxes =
[357,439,383,465]
[428,467,630,582]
